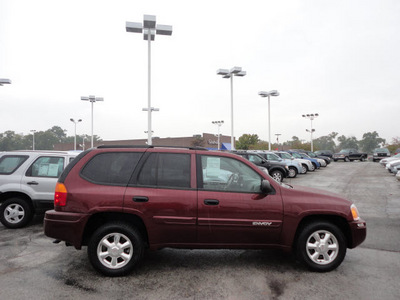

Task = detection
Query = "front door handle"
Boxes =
[133,196,149,203]
[27,181,39,185]
[204,199,219,206]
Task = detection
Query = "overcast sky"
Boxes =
[1,0,399,145]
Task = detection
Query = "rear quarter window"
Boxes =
[0,155,29,174]
[81,152,143,186]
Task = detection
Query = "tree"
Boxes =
[313,132,338,151]
[236,134,259,150]
[191,136,205,147]
[359,131,385,153]
[0,131,30,150]
[337,135,359,150]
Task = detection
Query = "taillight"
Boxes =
[54,182,68,207]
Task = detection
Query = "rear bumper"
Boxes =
[44,210,90,249]
[348,218,367,248]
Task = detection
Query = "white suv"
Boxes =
[0,150,77,228]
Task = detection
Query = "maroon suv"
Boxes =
[44,146,366,276]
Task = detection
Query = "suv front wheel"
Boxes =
[87,222,144,277]
[0,197,33,228]
[296,221,346,272]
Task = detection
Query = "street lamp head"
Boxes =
[217,69,230,76]
[230,66,242,74]
[126,21,143,33]
[0,78,11,86]
[126,15,172,41]
[258,90,279,97]
[235,71,246,77]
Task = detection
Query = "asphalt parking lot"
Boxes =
[1,160,399,300]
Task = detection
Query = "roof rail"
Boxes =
[96,145,208,151]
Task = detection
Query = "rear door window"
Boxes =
[81,152,143,185]
[136,153,191,189]
[26,156,65,178]
[0,155,29,174]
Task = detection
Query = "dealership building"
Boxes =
[54,133,233,151]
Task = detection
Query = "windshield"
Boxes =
[279,152,293,159]
[374,148,389,153]
[291,153,301,159]
[308,152,317,158]
[339,149,352,153]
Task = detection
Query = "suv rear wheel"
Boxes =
[0,197,33,228]
[296,221,346,272]
[87,222,144,277]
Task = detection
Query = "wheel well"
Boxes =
[293,215,351,250]
[0,192,33,208]
[81,212,149,247]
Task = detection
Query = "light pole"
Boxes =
[258,90,280,151]
[70,118,82,151]
[126,15,172,145]
[217,67,246,150]
[302,113,319,152]
[275,133,282,150]
[212,120,224,150]
[0,79,11,86]
[30,130,36,150]
[81,95,103,148]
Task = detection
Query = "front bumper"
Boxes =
[348,218,367,248]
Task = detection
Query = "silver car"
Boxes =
[0,150,78,228]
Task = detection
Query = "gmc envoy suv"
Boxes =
[44,146,366,276]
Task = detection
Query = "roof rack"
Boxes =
[96,145,208,151]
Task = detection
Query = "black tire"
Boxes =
[270,169,284,182]
[312,162,318,170]
[360,157,364,162]
[296,221,347,272]
[87,222,144,277]
[333,159,337,162]
[288,166,298,178]
[301,164,308,174]
[0,197,33,229]
[344,157,350,162]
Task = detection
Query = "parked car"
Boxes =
[44,145,366,276]
[287,151,321,170]
[395,148,400,155]
[386,159,400,173]
[0,150,78,228]
[301,150,331,165]
[249,150,303,178]
[314,150,333,158]
[332,149,368,162]
[275,151,313,174]
[230,151,289,182]
[379,153,400,166]
[372,148,390,162]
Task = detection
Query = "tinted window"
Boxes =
[0,155,29,174]
[26,156,65,178]
[199,155,262,193]
[137,153,191,188]
[81,152,142,185]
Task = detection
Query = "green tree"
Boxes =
[387,137,400,153]
[236,134,260,150]
[337,135,359,150]
[191,136,205,147]
[313,132,338,151]
[0,131,30,150]
[359,131,385,153]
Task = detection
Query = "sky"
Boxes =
[1,0,400,145]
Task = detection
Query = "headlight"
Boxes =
[351,204,360,221]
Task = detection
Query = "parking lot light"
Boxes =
[302,113,319,152]
[126,15,172,146]
[217,67,246,150]
[81,95,103,148]
[212,120,224,150]
[258,90,280,151]
[70,118,82,151]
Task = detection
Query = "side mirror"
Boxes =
[261,180,274,194]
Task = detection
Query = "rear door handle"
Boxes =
[133,196,149,203]
[204,199,219,206]
[27,181,39,185]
